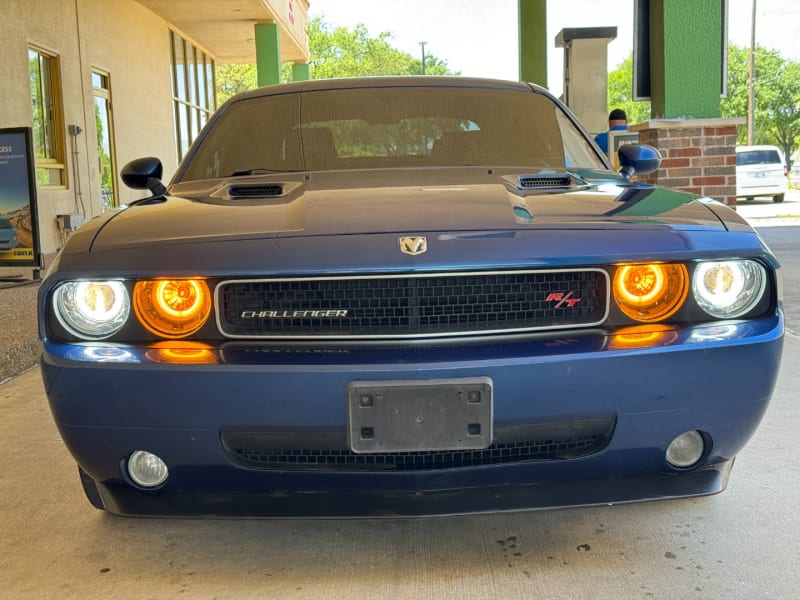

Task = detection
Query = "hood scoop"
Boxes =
[510,173,590,193]
[227,184,285,199]
[197,180,304,205]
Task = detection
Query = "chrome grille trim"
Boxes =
[214,268,610,340]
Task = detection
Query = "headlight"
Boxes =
[133,279,212,338]
[53,280,130,339]
[613,263,688,322]
[692,260,766,318]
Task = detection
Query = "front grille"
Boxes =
[216,269,609,339]
[223,420,614,472]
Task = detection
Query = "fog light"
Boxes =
[665,431,705,468]
[127,450,169,487]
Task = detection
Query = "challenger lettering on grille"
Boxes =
[240,310,349,318]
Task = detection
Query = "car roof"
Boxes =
[228,76,544,103]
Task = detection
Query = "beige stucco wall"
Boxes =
[80,0,180,202]
[1,0,187,255]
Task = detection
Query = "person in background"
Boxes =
[594,108,628,155]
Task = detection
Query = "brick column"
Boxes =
[629,118,744,207]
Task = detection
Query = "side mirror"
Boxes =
[618,144,661,180]
[121,157,167,196]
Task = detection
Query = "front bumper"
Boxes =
[92,461,734,518]
[41,314,783,517]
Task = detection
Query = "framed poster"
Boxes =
[608,131,640,171]
[0,127,42,268]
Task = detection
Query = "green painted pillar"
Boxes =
[649,0,722,118]
[255,23,281,86]
[292,63,310,82]
[518,0,547,87]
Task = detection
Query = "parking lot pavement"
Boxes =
[735,188,800,225]
[0,279,39,383]
[1,331,799,600]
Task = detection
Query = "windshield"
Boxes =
[179,86,605,182]
[0,218,12,229]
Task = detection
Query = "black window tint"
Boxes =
[179,86,605,182]
[180,93,302,180]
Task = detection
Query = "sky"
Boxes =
[308,0,800,98]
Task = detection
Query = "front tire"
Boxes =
[773,194,785,203]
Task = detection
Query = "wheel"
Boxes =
[78,467,106,511]
[773,194,784,203]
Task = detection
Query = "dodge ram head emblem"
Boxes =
[399,236,427,256]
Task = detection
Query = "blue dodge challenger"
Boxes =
[39,77,784,517]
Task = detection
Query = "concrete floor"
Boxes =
[1,332,798,599]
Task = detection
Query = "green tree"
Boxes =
[216,63,257,104]
[722,44,800,166]
[306,16,455,79]
[607,54,651,126]
[216,17,457,103]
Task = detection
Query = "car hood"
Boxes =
[97,169,727,240]
[58,169,758,274]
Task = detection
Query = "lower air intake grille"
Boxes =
[222,419,615,472]
[232,437,601,471]
[217,269,609,339]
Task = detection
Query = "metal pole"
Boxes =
[747,0,756,145]
[420,42,427,75]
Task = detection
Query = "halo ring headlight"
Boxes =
[133,279,212,338]
[53,280,130,339]
[613,263,688,322]
[692,260,766,319]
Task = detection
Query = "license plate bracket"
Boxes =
[346,377,493,454]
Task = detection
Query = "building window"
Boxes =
[28,47,66,187]
[170,32,216,161]
[92,70,118,209]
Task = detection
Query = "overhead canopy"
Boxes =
[136,0,309,63]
